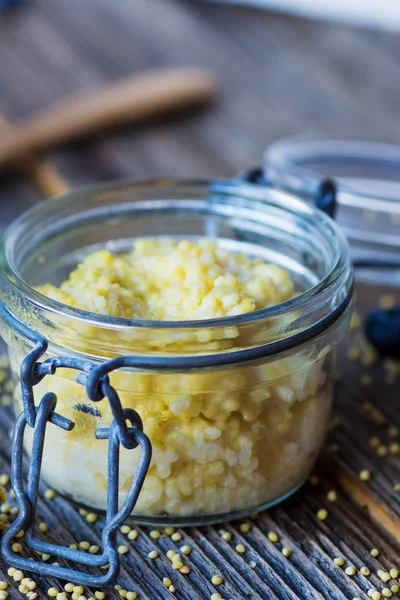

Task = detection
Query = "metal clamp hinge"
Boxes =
[1,340,152,587]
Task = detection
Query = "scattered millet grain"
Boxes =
[334,558,345,567]
[317,509,328,521]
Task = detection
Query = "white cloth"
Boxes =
[203,0,400,31]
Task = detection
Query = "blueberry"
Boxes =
[0,0,25,10]
[365,307,400,358]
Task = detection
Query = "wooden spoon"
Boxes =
[0,112,70,197]
[0,67,216,172]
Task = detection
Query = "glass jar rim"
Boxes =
[0,178,352,334]
[264,133,400,212]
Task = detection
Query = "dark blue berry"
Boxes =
[0,0,25,10]
[365,307,400,358]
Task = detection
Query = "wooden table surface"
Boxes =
[0,1,400,599]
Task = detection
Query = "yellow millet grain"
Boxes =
[326,490,337,502]
[148,551,159,559]
[86,513,97,524]
[345,567,356,576]
[359,470,371,481]
[163,578,172,587]
[382,589,392,598]
[164,527,175,536]
[361,374,373,388]
[44,489,56,500]
[211,575,223,585]
[282,547,292,558]
[120,525,131,535]
[39,522,48,533]
[79,541,90,551]
[128,530,138,541]
[377,446,388,457]
[179,566,190,575]
[390,568,398,579]
[334,558,345,567]
[347,347,360,361]
[118,545,129,555]
[149,530,161,539]
[360,566,371,576]
[236,544,246,553]
[64,584,74,593]
[171,532,182,542]
[391,585,399,594]
[180,545,192,555]
[379,294,396,309]
[239,523,251,533]
[370,548,380,557]
[48,588,58,597]
[317,509,328,521]
[73,587,84,595]
[268,532,279,542]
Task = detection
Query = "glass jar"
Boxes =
[264,134,400,286]
[0,179,353,526]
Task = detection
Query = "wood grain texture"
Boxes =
[1,1,400,599]
[0,68,216,170]
[0,111,70,197]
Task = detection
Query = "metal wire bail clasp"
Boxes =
[0,328,152,587]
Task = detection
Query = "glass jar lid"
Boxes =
[264,135,400,285]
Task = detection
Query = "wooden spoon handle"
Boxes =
[0,112,70,197]
[0,68,216,170]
